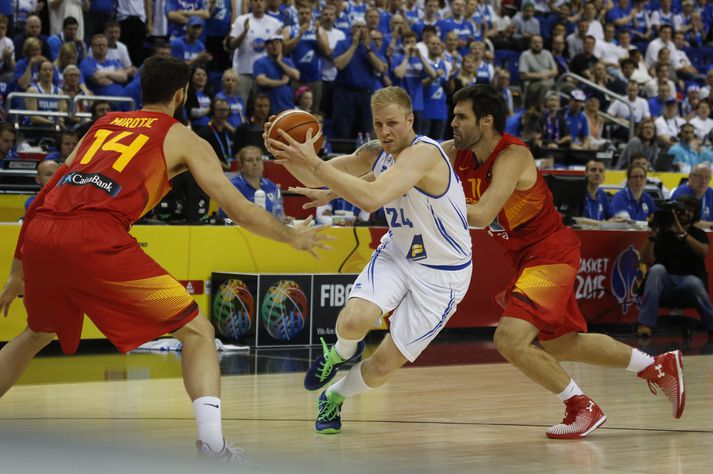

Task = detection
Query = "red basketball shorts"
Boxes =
[21,214,199,354]
[498,229,588,341]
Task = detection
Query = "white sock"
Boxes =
[193,396,224,452]
[626,348,655,372]
[334,328,359,360]
[327,361,373,398]
[557,379,584,401]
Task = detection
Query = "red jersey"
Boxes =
[454,133,566,255]
[35,111,177,229]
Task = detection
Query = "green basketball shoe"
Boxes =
[304,338,366,391]
[316,390,345,434]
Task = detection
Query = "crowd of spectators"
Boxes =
[2,1,713,225]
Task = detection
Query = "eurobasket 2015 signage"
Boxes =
[211,272,357,347]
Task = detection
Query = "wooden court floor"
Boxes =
[0,344,711,473]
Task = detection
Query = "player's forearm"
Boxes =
[281,162,326,187]
[8,258,23,279]
[224,200,294,244]
[313,162,382,212]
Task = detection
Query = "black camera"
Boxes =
[651,199,685,229]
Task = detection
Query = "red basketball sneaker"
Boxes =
[546,395,607,439]
[638,350,686,418]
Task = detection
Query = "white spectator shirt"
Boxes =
[230,13,283,75]
[49,0,84,38]
[92,41,133,69]
[645,38,677,67]
[117,0,147,23]
[671,48,693,71]
[607,96,651,123]
[151,0,169,37]
[690,116,713,142]
[594,40,627,66]
[321,26,346,82]
[654,115,686,138]
[587,21,604,41]
[0,37,15,71]
[643,78,677,99]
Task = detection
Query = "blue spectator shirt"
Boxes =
[90,0,114,13]
[505,111,523,136]
[584,188,612,220]
[170,36,207,62]
[390,53,427,111]
[14,59,60,89]
[205,0,232,37]
[166,0,207,39]
[215,91,245,129]
[565,109,589,145]
[671,184,713,221]
[475,60,494,84]
[610,187,656,221]
[332,39,377,90]
[191,90,211,128]
[287,24,321,82]
[80,56,126,96]
[422,58,448,120]
[253,56,296,115]
[225,173,277,214]
[266,5,295,27]
[48,34,87,62]
[606,4,633,32]
[669,142,713,169]
[334,10,352,36]
[648,96,665,117]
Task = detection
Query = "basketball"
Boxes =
[260,280,308,341]
[268,109,324,152]
[212,279,254,340]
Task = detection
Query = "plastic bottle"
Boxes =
[272,184,285,222]
[254,188,267,209]
[356,132,365,149]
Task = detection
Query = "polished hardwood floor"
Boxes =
[0,331,711,473]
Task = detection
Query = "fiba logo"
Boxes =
[260,280,308,341]
[611,245,645,313]
[212,279,254,339]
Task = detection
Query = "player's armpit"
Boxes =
[440,139,456,165]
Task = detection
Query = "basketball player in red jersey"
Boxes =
[439,84,685,438]
[0,56,331,458]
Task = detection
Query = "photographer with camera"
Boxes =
[637,195,713,338]
[671,163,713,228]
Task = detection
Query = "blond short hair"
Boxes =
[370,86,412,114]
[238,145,263,164]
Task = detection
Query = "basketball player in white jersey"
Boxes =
[266,86,473,433]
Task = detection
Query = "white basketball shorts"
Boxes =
[349,238,472,362]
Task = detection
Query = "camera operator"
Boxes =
[637,195,713,338]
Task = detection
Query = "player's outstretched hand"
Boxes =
[288,186,336,209]
[290,215,335,257]
[268,129,321,169]
[0,275,23,317]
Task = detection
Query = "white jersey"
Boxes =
[372,135,472,269]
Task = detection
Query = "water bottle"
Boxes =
[254,188,267,209]
[272,184,285,222]
[356,132,365,149]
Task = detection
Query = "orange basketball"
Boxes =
[268,109,324,153]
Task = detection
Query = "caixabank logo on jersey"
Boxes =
[610,245,645,313]
[58,172,122,196]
